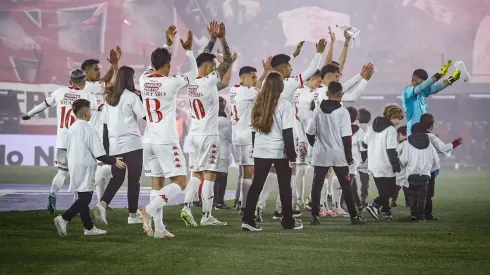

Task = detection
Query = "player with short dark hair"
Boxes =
[402,61,470,135]
[21,69,98,214]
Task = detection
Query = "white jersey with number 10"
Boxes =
[140,72,190,144]
[45,86,97,149]
[187,71,221,136]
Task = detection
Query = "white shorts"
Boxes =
[235,144,254,166]
[54,148,68,169]
[189,135,219,172]
[143,143,187,178]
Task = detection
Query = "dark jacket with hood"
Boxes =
[306,100,353,164]
[405,130,433,185]
[361,116,401,173]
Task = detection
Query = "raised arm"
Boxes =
[215,23,233,80]
[255,57,272,89]
[179,30,198,82]
[298,39,325,82]
[341,64,374,102]
[337,31,352,73]
[22,90,57,120]
[325,27,335,65]
[217,52,237,91]
[203,21,219,54]
[101,47,121,84]
[423,70,461,97]
[408,60,453,98]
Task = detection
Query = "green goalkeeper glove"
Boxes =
[447,70,461,85]
[433,60,452,81]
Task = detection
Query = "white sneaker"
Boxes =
[93,203,108,226]
[128,216,142,224]
[84,226,107,236]
[54,215,68,237]
[154,230,175,239]
[454,61,471,82]
[200,216,227,226]
[332,207,350,218]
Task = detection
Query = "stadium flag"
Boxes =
[278,6,350,47]
[412,0,452,24]
[472,15,490,83]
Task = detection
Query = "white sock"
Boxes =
[95,165,111,202]
[320,179,328,207]
[150,190,158,203]
[258,172,277,208]
[275,193,282,213]
[201,180,214,217]
[240,178,252,208]
[184,177,200,209]
[295,165,306,204]
[331,176,342,209]
[146,183,182,217]
[154,207,165,233]
[50,170,69,193]
[290,175,296,206]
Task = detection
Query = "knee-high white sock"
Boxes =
[150,190,158,203]
[320,179,328,207]
[258,172,277,208]
[295,165,306,204]
[95,165,111,202]
[275,193,282,213]
[184,177,200,209]
[290,174,296,206]
[240,178,252,208]
[331,176,342,209]
[50,170,69,193]
[146,183,182,217]
[201,180,214,217]
[154,207,165,233]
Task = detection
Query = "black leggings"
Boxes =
[214,172,228,205]
[243,158,294,227]
[373,177,397,213]
[311,166,357,218]
[62,192,93,230]
[425,172,436,216]
[101,149,143,213]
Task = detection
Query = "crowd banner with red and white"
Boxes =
[472,15,490,83]
[278,7,351,47]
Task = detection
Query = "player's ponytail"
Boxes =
[105,66,136,106]
[251,71,283,134]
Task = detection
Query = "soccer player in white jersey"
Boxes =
[54,99,125,237]
[181,22,233,227]
[21,69,99,214]
[138,26,197,239]
[228,62,270,215]
[82,47,121,203]
[256,39,326,220]
[293,70,322,209]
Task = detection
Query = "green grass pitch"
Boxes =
[0,166,489,274]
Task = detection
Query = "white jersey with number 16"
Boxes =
[45,86,97,149]
[140,72,190,144]
[187,71,221,136]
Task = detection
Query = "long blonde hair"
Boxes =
[251,71,284,133]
